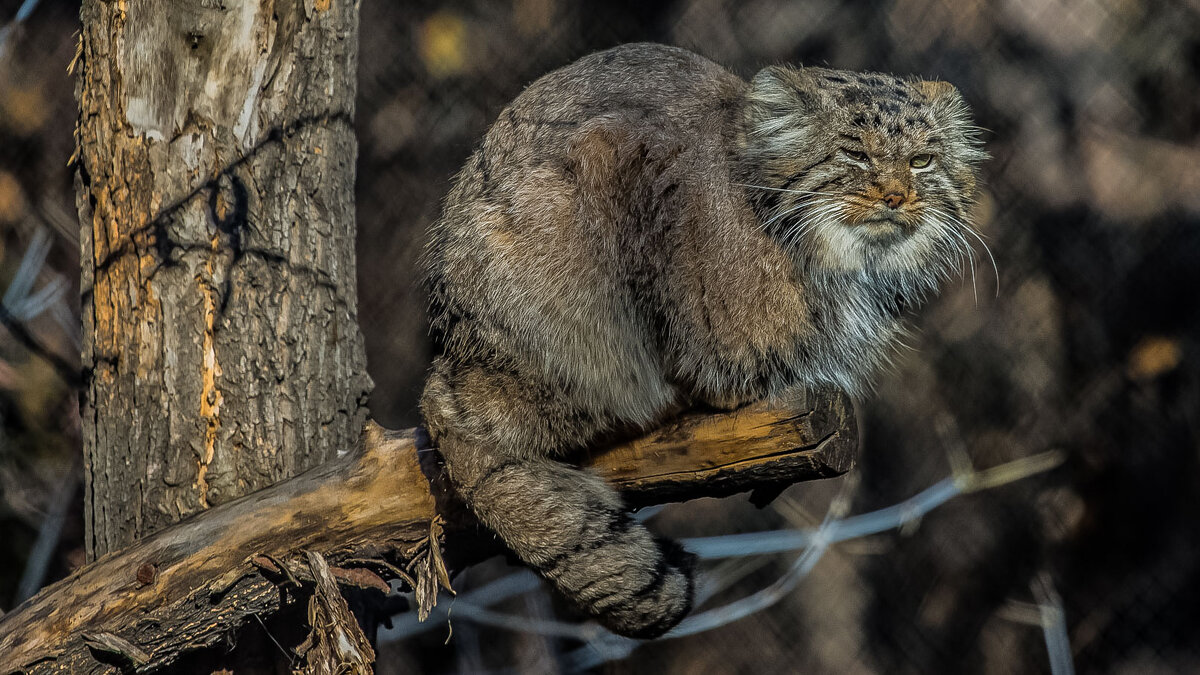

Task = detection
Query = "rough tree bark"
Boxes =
[76,0,370,560]
[0,391,855,674]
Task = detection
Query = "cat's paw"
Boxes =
[590,538,697,640]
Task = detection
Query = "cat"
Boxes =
[420,43,985,638]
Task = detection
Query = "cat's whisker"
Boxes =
[765,199,816,228]
[916,210,974,305]
[800,202,840,227]
[796,202,844,247]
[933,211,973,262]
[945,212,999,297]
[771,198,841,245]
[736,183,842,197]
[965,246,979,307]
[784,212,819,248]
[786,205,831,250]
[764,194,830,225]
[931,212,978,306]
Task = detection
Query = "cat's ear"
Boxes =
[748,66,823,114]
[916,79,976,130]
[914,79,966,109]
[746,66,822,137]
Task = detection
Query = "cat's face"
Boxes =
[741,66,986,286]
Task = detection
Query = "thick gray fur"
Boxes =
[420,43,984,638]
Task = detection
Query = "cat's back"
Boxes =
[476,44,746,175]
[512,43,744,118]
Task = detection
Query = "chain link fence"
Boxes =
[2,1,1199,672]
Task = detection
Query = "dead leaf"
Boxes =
[329,565,390,594]
[297,551,375,674]
[81,632,150,666]
[410,516,455,621]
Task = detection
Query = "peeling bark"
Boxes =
[76,0,371,559]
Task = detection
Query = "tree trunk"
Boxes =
[76,0,370,561]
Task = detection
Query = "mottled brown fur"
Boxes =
[421,43,984,638]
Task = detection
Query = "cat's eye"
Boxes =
[910,153,934,169]
[842,148,869,163]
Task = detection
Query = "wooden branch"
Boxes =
[0,389,854,674]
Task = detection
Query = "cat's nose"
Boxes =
[882,192,906,209]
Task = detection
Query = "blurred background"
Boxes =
[2,0,1199,672]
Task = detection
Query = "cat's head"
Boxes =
[740,65,986,290]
